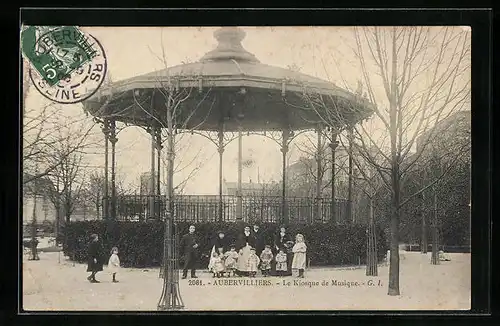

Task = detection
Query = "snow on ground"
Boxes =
[22,250,470,311]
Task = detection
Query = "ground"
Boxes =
[22,241,471,311]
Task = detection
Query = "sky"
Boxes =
[23,26,470,195]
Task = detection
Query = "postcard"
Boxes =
[21,24,471,311]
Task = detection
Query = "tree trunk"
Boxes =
[366,198,378,276]
[315,125,323,223]
[236,127,243,221]
[420,191,428,254]
[95,202,100,219]
[54,204,61,244]
[388,168,401,296]
[218,128,224,222]
[431,185,440,265]
[30,193,39,260]
[65,202,71,223]
[347,128,353,223]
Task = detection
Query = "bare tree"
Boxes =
[132,32,214,309]
[81,171,105,219]
[45,130,88,224]
[292,133,331,197]
[23,105,99,185]
[411,114,471,263]
[22,63,104,185]
[302,27,470,295]
[159,134,208,195]
[289,133,353,213]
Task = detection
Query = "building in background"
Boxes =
[222,178,280,196]
[22,174,57,225]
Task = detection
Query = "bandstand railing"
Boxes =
[103,195,350,224]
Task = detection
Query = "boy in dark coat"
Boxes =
[252,224,265,256]
[180,225,200,279]
[87,234,104,283]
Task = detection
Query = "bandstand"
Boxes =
[84,27,373,225]
[83,27,373,310]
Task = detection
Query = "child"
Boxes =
[259,245,273,277]
[246,247,260,277]
[217,247,227,276]
[439,250,451,261]
[224,245,239,277]
[292,234,307,278]
[212,252,225,278]
[108,247,120,283]
[275,249,287,277]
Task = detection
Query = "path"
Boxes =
[22,251,471,311]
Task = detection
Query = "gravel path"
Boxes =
[22,251,471,311]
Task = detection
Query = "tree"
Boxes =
[22,57,104,185]
[41,115,103,235]
[159,133,206,196]
[46,144,86,224]
[412,115,471,262]
[23,102,97,185]
[303,27,470,295]
[291,133,333,198]
[133,33,214,309]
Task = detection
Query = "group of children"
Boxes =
[98,233,308,282]
[96,233,457,283]
[209,233,307,278]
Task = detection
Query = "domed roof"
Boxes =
[98,27,347,96]
[84,27,373,131]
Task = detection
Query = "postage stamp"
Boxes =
[21,26,107,104]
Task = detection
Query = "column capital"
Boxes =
[280,145,289,154]
[101,126,110,136]
[329,140,339,150]
[218,147,225,154]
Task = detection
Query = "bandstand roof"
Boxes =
[83,27,374,132]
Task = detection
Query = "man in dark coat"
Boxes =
[86,234,103,283]
[180,225,199,279]
[252,224,265,256]
[236,225,256,251]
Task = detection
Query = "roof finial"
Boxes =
[200,27,260,63]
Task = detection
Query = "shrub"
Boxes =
[62,221,388,268]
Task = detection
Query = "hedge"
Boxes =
[61,221,388,268]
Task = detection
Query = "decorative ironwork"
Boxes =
[108,195,350,224]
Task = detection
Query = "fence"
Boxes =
[104,195,350,224]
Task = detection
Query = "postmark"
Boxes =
[21,26,107,104]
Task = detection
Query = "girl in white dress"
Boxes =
[291,234,307,278]
[224,245,239,277]
[108,247,121,283]
[212,252,225,278]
